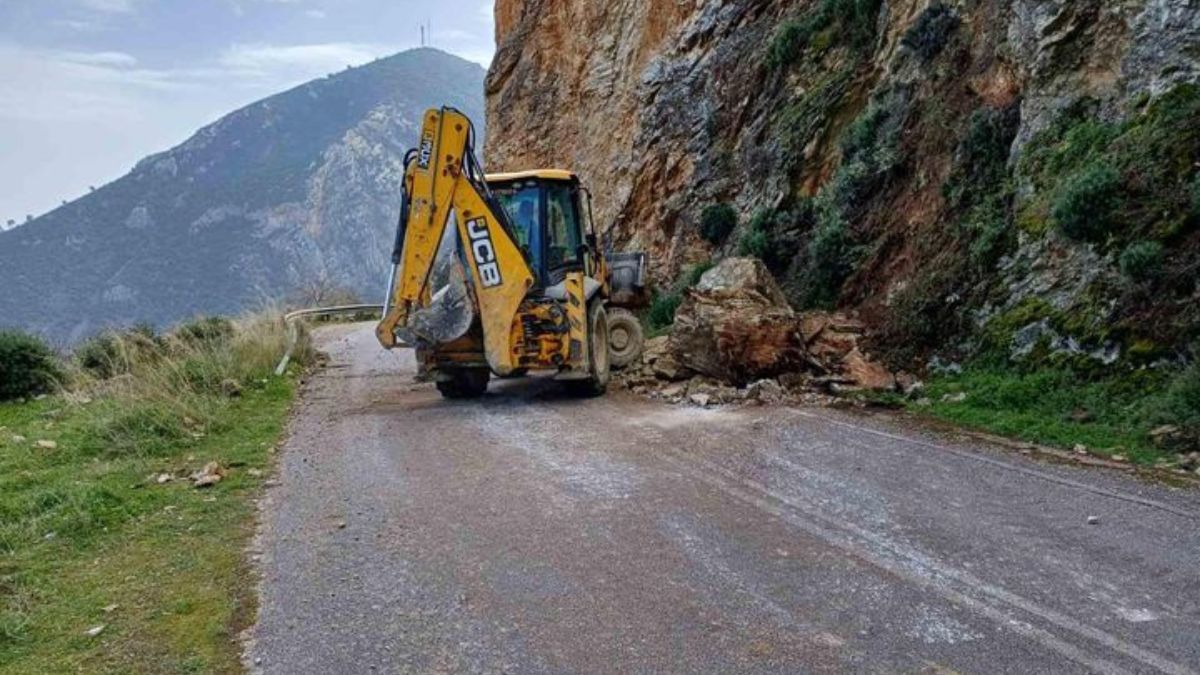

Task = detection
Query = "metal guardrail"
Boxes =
[275,304,384,376]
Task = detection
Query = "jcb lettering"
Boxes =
[466,218,503,288]
[417,132,435,170]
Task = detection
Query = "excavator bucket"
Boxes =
[394,218,475,346]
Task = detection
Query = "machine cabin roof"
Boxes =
[485,169,578,184]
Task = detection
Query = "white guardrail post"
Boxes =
[274,304,384,376]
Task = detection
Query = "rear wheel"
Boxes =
[606,308,645,370]
[565,301,610,397]
[436,367,490,399]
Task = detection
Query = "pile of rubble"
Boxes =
[618,258,907,406]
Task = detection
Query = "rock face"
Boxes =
[486,0,1200,369]
[0,49,484,343]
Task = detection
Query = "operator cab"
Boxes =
[487,170,597,291]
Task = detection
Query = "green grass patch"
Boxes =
[908,364,1198,464]
[0,313,309,673]
[644,261,716,336]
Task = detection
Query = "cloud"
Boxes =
[78,0,138,13]
[304,9,326,19]
[58,50,139,67]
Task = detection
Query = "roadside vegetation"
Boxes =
[646,259,715,336]
[905,362,1200,465]
[0,313,312,673]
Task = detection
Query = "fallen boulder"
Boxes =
[669,258,808,385]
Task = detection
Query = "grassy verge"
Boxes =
[892,365,1198,466]
[0,314,311,674]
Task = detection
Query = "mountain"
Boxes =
[486,0,1200,369]
[0,48,485,344]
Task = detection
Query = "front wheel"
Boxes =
[565,301,611,397]
[436,368,490,399]
[606,308,645,370]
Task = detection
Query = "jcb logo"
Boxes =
[466,218,503,288]
[417,132,434,170]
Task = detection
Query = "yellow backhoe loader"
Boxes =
[376,107,648,399]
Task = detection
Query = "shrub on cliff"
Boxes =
[1191,174,1200,221]
[0,330,64,401]
[944,106,1020,270]
[767,0,883,68]
[739,225,770,260]
[699,204,738,245]
[901,3,959,62]
[1053,164,1121,243]
[1119,240,1165,282]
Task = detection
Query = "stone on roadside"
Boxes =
[747,379,784,403]
[85,625,106,637]
[191,461,226,488]
[35,439,58,450]
[689,393,712,407]
[942,392,968,403]
[841,349,897,391]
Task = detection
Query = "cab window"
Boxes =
[545,184,582,270]
[493,181,542,275]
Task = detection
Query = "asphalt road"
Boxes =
[246,323,1200,674]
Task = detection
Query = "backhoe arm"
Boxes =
[376,107,534,376]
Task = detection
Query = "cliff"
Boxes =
[485,0,1200,370]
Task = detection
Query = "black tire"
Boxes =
[566,301,611,397]
[606,308,645,370]
[497,368,529,379]
[436,368,490,399]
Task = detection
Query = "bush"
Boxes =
[174,316,235,345]
[75,325,162,380]
[768,21,809,70]
[647,292,683,332]
[0,331,63,401]
[944,106,1018,208]
[685,260,715,287]
[964,196,1014,270]
[901,2,959,62]
[801,197,857,308]
[766,0,883,69]
[739,225,770,259]
[1119,240,1165,281]
[699,204,738,245]
[75,333,123,379]
[1053,164,1121,242]
[1191,174,1200,221]
[1141,359,1200,444]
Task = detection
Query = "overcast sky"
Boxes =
[0,0,495,227]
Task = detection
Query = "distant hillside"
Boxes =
[0,48,485,344]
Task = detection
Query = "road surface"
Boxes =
[246,323,1200,674]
